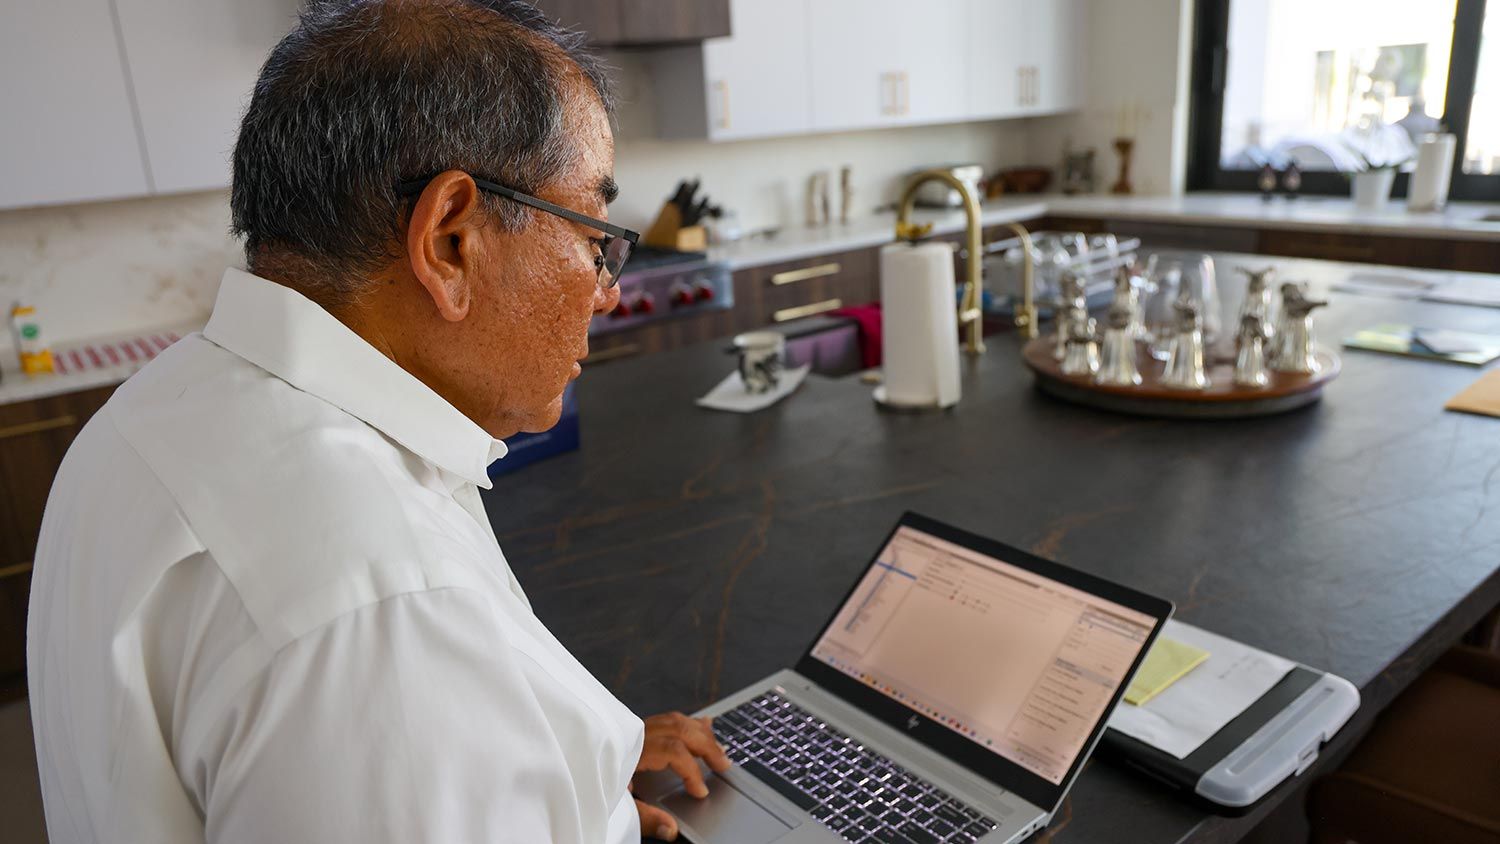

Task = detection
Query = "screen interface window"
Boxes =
[810,526,1156,785]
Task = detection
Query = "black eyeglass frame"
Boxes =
[396,175,639,288]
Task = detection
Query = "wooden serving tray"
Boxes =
[1022,337,1340,418]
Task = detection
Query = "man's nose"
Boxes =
[593,282,621,315]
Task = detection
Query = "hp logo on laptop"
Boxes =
[906,715,920,731]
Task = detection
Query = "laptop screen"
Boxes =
[807,524,1158,786]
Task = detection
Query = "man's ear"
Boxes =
[405,170,484,322]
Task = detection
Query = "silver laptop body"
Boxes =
[636,513,1173,844]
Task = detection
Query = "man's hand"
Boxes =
[633,712,733,841]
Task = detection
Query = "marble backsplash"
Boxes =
[0,190,238,358]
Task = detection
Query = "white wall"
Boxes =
[1025,0,1195,196]
[0,51,1037,356]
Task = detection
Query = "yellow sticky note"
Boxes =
[1125,637,1209,706]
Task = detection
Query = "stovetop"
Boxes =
[620,246,711,275]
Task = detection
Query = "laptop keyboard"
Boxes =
[713,690,1002,844]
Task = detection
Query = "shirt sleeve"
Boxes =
[199,586,638,844]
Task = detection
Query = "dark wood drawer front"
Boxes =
[0,385,115,680]
[740,248,879,329]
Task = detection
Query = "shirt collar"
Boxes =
[204,268,507,488]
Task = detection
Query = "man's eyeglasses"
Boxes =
[396,175,637,289]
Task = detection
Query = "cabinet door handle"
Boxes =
[771,262,841,286]
[900,71,910,115]
[0,414,76,441]
[0,561,32,580]
[713,80,730,130]
[1017,67,1026,106]
[774,298,843,323]
[880,72,894,115]
[1032,67,1040,105]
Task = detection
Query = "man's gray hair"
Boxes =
[229,0,614,303]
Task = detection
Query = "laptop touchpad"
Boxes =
[663,778,792,844]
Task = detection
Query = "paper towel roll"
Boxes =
[879,242,962,408]
[1407,133,1456,212]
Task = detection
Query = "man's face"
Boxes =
[449,90,621,438]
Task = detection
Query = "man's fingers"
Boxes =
[685,717,733,773]
[662,741,710,798]
[635,798,678,842]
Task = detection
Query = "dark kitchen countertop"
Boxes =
[482,254,1500,843]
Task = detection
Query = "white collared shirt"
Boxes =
[28,268,645,843]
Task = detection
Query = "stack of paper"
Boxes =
[1344,324,1500,366]
[1108,621,1296,759]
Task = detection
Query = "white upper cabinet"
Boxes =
[968,0,1027,119]
[1026,0,1086,114]
[0,0,150,210]
[807,0,902,132]
[653,0,811,141]
[899,1,970,125]
[807,0,968,131]
[114,0,301,194]
[656,0,1081,141]
[704,0,812,140]
[968,0,1085,119]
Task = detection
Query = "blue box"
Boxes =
[487,381,580,478]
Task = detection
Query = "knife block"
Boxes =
[643,201,707,252]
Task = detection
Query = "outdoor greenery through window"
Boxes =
[1189,0,1498,199]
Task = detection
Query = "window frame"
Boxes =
[1186,0,1498,201]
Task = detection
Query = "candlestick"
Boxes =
[1111,137,1135,195]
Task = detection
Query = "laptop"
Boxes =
[635,512,1173,844]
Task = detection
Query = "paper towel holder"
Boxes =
[893,170,1039,354]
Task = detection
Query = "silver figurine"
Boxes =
[1162,297,1211,391]
[1096,300,1142,387]
[1060,317,1100,377]
[1271,281,1308,365]
[1272,285,1329,375]
[1237,266,1277,342]
[1052,271,1089,361]
[1113,262,1147,341]
[1233,313,1272,389]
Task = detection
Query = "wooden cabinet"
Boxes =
[531,0,623,43]
[654,0,811,141]
[0,386,117,684]
[734,248,880,330]
[586,246,883,362]
[532,0,729,46]
[617,0,730,45]
[0,0,150,210]
[113,0,301,194]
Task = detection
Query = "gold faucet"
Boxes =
[894,171,1038,355]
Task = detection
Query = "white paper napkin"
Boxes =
[695,365,811,413]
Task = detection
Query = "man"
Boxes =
[27,1,726,841]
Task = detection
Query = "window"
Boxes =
[1188,0,1499,200]
[1465,8,1497,174]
